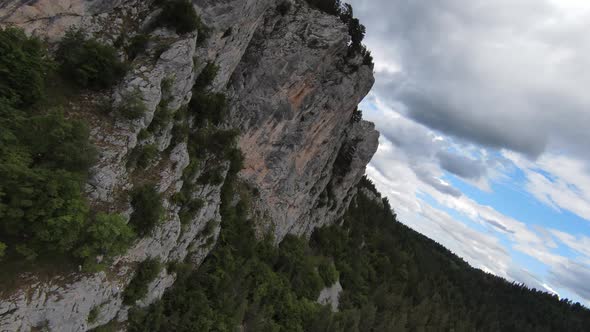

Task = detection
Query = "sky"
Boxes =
[348,0,590,306]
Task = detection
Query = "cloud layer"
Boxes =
[350,0,590,306]
[353,0,590,159]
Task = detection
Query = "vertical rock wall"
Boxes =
[0,0,378,331]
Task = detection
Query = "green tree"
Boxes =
[124,258,162,305]
[56,29,126,89]
[155,0,204,35]
[129,184,163,237]
[0,27,53,107]
[76,213,135,269]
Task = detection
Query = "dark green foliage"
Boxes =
[23,111,97,172]
[189,91,228,127]
[128,144,159,170]
[147,103,173,133]
[0,28,134,272]
[361,46,373,67]
[304,1,373,67]
[129,185,164,237]
[318,259,338,286]
[305,0,342,16]
[127,163,333,332]
[188,128,240,161]
[197,168,224,185]
[56,29,126,89]
[130,174,590,331]
[118,90,147,120]
[75,213,135,271]
[350,108,362,123]
[201,220,218,237]
[123,258,162,305]
[88,306,100,323]
[170,106,189,146]
[0,27,53,107]
[189,62,228,127]
[155,0,205,36]
[126,34,150,60]
[278,235,326,300]
[0,102,94,259]
[333,139,360,178]
[89,320,120,332]
[308,177,590,331]
[193,63,219,91]
[340,4,365,52]
[178,198,204,225]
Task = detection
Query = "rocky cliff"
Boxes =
[0,0,378,331]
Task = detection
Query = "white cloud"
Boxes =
[505,152,590,222]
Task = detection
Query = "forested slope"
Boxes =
[127,176,590,332]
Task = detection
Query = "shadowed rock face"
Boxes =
[0,0,378,330]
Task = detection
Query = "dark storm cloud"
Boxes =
[350,0,590,159]
[437,151,486,180]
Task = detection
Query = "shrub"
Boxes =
[118,90,147,120]
[123,258,162,305]
[318,259,339,286]
[56,29,126,89]
[305,0,342,16]
[129,184,164,236]
[193,62,219,91]
[189,91,228,126]
[137,128,150,141]
[0,27,53,107]
[126,34,150,60]
[88,306,100,323]
[147,104,173,133]
[128,144,159,170]
[75,213,135,270]
[23,111,97,172]
[351,108,362,123]
[197,168,224,185]
[363,49,374,67]
[155,0,203,35]
[278,235,325,300]
[170,117,189,146]
[201,220,218,237]
[179,198,204,225]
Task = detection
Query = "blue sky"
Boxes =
[350,0,590,306]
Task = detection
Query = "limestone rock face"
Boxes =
[227,3,378,239]
[0,0,378,331]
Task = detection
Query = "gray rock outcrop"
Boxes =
[0,0,378,331]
